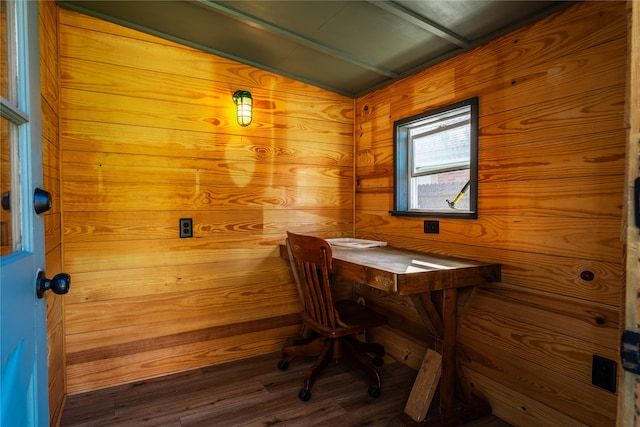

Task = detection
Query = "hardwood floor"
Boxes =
[60,352,510,427]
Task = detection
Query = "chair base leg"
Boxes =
[280,334,327,362]
[341,337,382,389]
[346,335,385,359]
[302,338,333,392]
[280,334,386,401]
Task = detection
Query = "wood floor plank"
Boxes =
[60,352,510,427]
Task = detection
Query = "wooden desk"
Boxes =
[280,243,501,425]
[328,245,500,296]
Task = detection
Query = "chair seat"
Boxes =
[334,300,387,330]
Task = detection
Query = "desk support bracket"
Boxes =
[409,294,443,338]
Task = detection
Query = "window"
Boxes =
[391,97,478,219]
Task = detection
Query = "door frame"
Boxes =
[620,1,640,426]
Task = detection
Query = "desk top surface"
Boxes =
[280,243,501,295]
[331,245,493,274]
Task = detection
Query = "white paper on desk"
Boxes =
[326,238,387,249]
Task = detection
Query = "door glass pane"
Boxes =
[1,0,15,103]
[1,0,8,101]
[0,116,10,253]
[0,0,22,256]
[0,116,20,255]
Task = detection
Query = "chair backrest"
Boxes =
[286,231,337,334]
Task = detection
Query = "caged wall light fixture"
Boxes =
[232,90,253,126]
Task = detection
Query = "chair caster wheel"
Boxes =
[368,385,381,398]
[277,360,289,371]
[298,388,312,401]
[373,356,384,366]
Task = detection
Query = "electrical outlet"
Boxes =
[424,220,439,234]
[592,354,616,392]
[179,218,193,238]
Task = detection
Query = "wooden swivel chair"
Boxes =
[278,231,388,402]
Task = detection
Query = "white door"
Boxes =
[1,0,48,425]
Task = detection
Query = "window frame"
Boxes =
[390,97,479,219]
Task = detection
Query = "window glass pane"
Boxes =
[411,106,471,176]
[410,169,470,212]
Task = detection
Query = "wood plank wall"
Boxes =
[353,2,626,426]
[40,1,66,425]
[58,9,354,394]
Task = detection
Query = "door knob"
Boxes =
[1,191,9,211]
[36,271,70,298]
[34,188,52,214]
